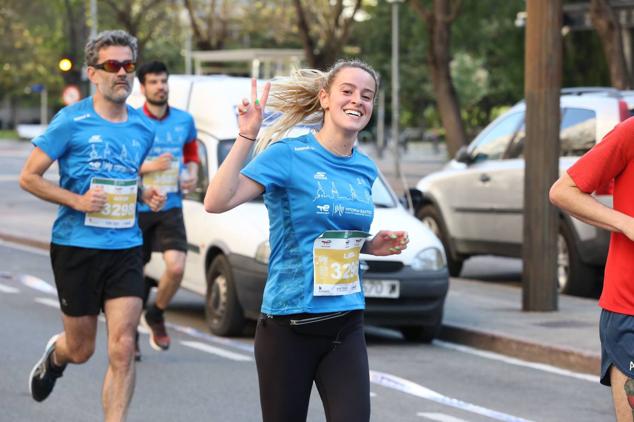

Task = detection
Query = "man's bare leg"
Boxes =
[102,296,142,422]
[154,249,186,309]
[610,365,634,422]
[54,314,99,365]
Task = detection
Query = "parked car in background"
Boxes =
[413,88,634,297]
[129,75,450,342]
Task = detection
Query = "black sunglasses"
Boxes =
[92,60,136,74]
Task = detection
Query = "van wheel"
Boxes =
[558,222,597,297]
[417,205,463,277]
[205,255,245,336]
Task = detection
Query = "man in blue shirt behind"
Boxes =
[20,30,165,420]
[135,61,199,358]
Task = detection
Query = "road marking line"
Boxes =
[434,340,598,383]
[417,413,470,422]
[167,322,254,354]
[19,274,56,295]
[0,240,49,256]
[0,283,19,293]
[180,340,253,362]
[370,370,532,422]
[35,297,60,308]
[0,174,58,182]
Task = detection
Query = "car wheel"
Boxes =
[399,323,440,343]
[417,204,464,277]
[558,222,598,297]
[205,255,245,336]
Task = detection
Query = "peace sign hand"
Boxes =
[237,78,271,141]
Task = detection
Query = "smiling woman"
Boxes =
[202,59,413,422]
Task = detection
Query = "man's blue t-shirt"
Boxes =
[241,132,377,315]
[137,105,197,212]
[33,97,154,249]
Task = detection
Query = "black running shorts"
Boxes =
[138,208,187,264]
[50,243,144,316]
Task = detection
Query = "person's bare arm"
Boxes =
[549,172,634,239]
[139,152,173,175]
[19,147,106,212]
[204,79,270,213]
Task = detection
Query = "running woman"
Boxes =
[204,60,409,422]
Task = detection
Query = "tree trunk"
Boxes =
[589,0,631,89]
[425,0,467,157]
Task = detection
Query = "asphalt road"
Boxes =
[0,242,613,422]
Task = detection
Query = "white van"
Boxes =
[130,75,449,342]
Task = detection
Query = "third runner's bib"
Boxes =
[142,157,180,193]
[313,231,371,296]
[84,177,137,229]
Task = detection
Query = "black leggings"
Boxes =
[254,310,370,422]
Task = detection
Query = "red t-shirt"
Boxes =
[568,117,634,314]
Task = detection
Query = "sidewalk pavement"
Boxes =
[0,139,602,376]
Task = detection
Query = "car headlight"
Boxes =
[411,247,446,271]
[255,240,270,265]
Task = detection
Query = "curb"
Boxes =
[0,232,49,251]
[439,323,600,375]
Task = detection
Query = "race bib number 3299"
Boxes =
[85,178,137,229]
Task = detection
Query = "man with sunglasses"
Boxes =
[134,61,199,359]
[20,30,165,420]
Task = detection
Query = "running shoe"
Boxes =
[141,312,170,351]
[29,334,66,402]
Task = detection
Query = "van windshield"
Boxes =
[217,139,397,208]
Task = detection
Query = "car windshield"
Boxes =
[217,139,397,208]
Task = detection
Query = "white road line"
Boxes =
[167,322,255,354]
[180,340,254,362]
[0,283,19,293]
[0,240,49,256]
[370,371,533,422]
[19,274,57,295]
[0,174,58,182]
[434,340,598,383]
[418,413,470,422]
[35,297,60,308]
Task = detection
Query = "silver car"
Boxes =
[413,89,632,296]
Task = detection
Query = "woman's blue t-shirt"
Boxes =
[241,132,377,315]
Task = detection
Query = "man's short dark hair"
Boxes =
[137,61,169,84]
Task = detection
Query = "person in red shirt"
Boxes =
[550,117,634,422]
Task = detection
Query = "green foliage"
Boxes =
[0,1,66,106]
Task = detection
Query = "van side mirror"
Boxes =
[455,146,471,164]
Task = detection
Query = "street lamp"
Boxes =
[386,0,410,208]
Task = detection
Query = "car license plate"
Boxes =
[363,280,400,299]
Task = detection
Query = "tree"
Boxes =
[100,0,174,61]
[182,0,230,50]
[589,0,631,89]
[293,0,364,69]
[410,0,466,157]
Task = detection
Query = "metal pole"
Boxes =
[391,2,400,178]
[185,31,192,75]
[90,0,97,95]
[376,87,385,158]
[40,88,48,125]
